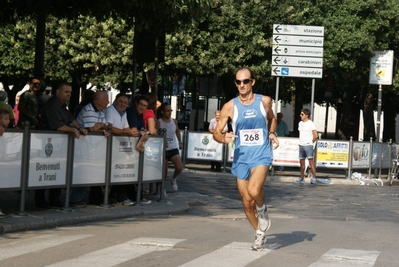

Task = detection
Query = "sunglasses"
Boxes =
[235,79,252,85]
[32,82,41,86]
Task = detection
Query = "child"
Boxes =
[0,108,10,129]
[0,108,9,216]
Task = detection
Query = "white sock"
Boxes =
[256,230,264,235]
[256,204,265,212]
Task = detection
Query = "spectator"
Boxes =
[276,112,289,137]
[0,90,15,128]
[295,108,318,184]
[17,77,41,129]
[208,110,227,172]
[143,92,158,135]
[276,112,289,170]
[104,93,136,206]
[156,102,183,193]
[36,83,88,209]
[0,108,10,137]
[126,95,152,204]
[13,91,23,127]
[72,90,109,207]
[74,89,95,119]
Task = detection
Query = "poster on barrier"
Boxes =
[73,135,107,185]
[272,137,300,167]
[143,137,164,182]
[28,133,68,187]
[0,132,23,188]
[371,143,391,169]
[186,132,223,161]
[316,140,349,168]
[227,140,235,163]
[110,136,139,183]
[352,142,370,169]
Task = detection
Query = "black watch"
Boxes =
[269,132,277,136]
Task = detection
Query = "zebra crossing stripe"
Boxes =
[45,237,186,267]
[0,234,91,261]
[178,242,275,267]
[308,248,381,267]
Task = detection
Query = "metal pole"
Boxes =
[310,79,315,121]
[60,133,74,212]
[15,125,30,216]
[347,137,353,179]
[100,130,112,208]
[376,84,382,143]
[274,77,280,113]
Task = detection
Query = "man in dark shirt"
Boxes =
[36,82,88,209]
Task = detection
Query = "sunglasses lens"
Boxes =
[235,79,252,85]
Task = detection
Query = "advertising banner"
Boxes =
[143,136,164,182]
[186,132,223,161]
[316,140,349,168]
[28,133,68,187]
[272,137,300,167]
[110,136,139,183]
[0,132,23,188]
[73,135,107,185]
[352,142,371,169]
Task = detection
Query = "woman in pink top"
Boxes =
[143,92,158,135]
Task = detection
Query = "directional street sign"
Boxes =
[272,45,323,57]
[273,24,324,37]
[272,56,323,68]
[272,35,324,47]
[272,66,323,78]
[369,50,394,85]
[271,24,324,79]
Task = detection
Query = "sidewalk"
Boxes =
[0,163,394,235]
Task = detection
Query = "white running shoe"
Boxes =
[171,178,178,191]
[251,232,266,251]
[257,208,271,232]
[310,178,317,184]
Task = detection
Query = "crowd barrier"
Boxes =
[0,127,165,215]
[180,129,396,180]
[1,127,396,215]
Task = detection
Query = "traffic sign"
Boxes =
[369,50,394,85]
[271,66,323,78]
[272,56,323,68]
[273,35,324,47]
[272,45,323,57]
[273,24,324,37]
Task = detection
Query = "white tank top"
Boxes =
[158,118,178,150]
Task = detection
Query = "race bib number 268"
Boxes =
[239,128,264,146]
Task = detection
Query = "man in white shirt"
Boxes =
[295,108,318,184]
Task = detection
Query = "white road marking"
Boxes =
[309,248,381,267]
[0,234,92,261]
[45,237,185,267]
[178,242,276,267]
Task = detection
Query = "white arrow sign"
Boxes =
[273,24,324,36]
[272,45,323,57]
[272,56,323,68]
[271,66,323,78]
[273,35,324,47]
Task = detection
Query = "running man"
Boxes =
[213,67,279,251]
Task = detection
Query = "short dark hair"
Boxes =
[29,76,41,84]
[160,102,171,111]
[0,108,9,118]
[114,93,128,102]
[135,95,150,105]
[56,82,71,91]
[301,108,311,116]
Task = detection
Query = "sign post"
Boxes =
[369,50,394,179]
[271,24,324,119]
